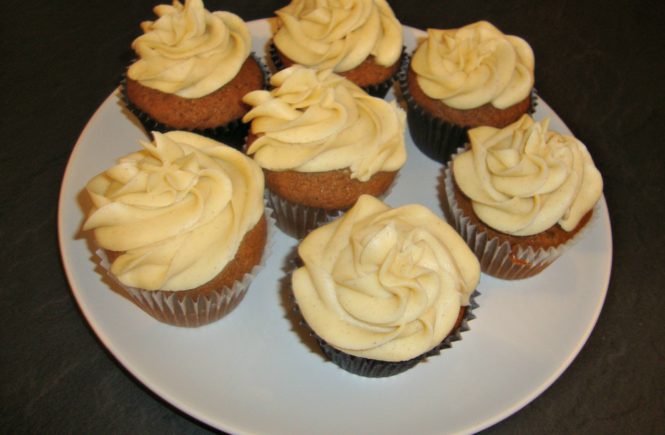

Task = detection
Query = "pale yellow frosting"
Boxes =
[411,21,534,110]
[273,0,403,72]
[292,195,480,362]
[453,115,603,236]
[242,66,406,181]
[127,0,251,98]
[83,131,265,291]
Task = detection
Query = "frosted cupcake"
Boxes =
[445,115,603,279]
[124,0,265,144]
[270,0,404,97]
[292,195,480,377]
[83,131,268,326]
[401,21,535,162]
[243,65,406,238]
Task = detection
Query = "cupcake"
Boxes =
[292,195,480,377]
[270,0,404,98]
[444,115,603,280]
[82,131,268,326]
[242,65,407,239]
[123,0,265,146]
[401,21,535,163]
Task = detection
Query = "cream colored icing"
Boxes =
[273,0,403,72]
[453,115,603,236]
[411,21,534,110]
[127,0,251,98]
[83,131,265,291]
[242,66,406,181]
[292,195,480,362]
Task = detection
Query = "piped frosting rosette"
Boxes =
[242,65,406,238]
[127,0,252,98]
[445,114,603,279]
[83,131,270,326]
[411,21,534,110]
[292,195,480,376]
[271,0,404,97]
[273,0,402,72]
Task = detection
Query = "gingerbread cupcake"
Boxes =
[124,0,265,145]
[83,131,268,326]
[242,65,407,238]
[444,115,603,280]
[270,0,404,98]
[401,21,535,162]
[292,195,480,377]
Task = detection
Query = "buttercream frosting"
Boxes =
[83,131,265,291]
[273,0,403,72]
[453,115,603,236]
[411,21,534,110]
[242,66,406,181]
[292,195,480,362]
[127,0,251,98]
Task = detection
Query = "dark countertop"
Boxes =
[2,0,663,433]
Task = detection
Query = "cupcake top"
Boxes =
[127,0,252,98]
[411,21,534,110]
[273,0,403,72]
[453,115,603,236]
[242,66,406,181]
[83,131,265,291]
[292,195,480,362]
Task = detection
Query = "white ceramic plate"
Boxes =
[58,20,612,435]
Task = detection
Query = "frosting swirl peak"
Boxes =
[292,195,480,362]
[273,0,403,72]
[127,0,251,98]
[453,115,603,236]
[411,21,534,109]
[242,66,406,181]
[83,131,265,291]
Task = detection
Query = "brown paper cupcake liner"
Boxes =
[266,189,344,239]
[120,53,268,149]
[291,281,479,378]
[442,162,597,280]
[95,209,275,327]
[265,173,399,239]
[398,56,538,164]
[268,42,405,99]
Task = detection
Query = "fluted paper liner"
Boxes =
[443,161,597,280]
[95,210,275,327]
[121,53,268,149]
[266,189,343,240]
[265,173,399,240]
[268,41,405,99]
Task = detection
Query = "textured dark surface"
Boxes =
[2,0,664,433]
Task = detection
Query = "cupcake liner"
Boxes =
[265,172,399,239]
[442,163,597,280]
[398,56,538,164]
[293,286,479,378]
[269,42,405,99]
[266,189,343,239]
[121,53,268,149]
[95,210,275,327]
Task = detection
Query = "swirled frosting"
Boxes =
[453,115,603,236]
[83,131,265,291]
[292,195,480,362]
[127,0,251,98]
[242,66,406,181]
[273,0,403,72]
[411,21,534,110]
